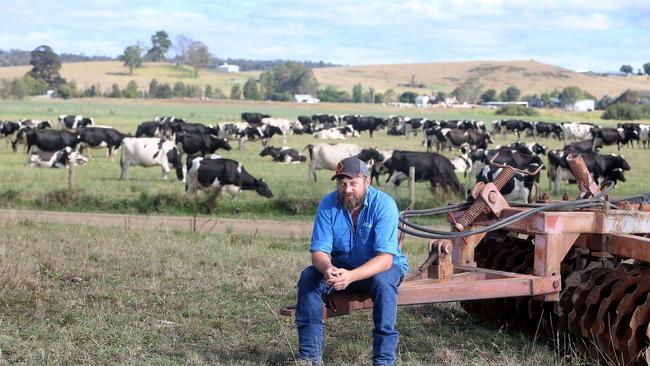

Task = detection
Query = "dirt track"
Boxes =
[0,208,313,237]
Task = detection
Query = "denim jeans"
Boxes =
[295,264,403,366]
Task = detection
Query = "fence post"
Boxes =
[193,177,198,233]
[68,160,75,195]
[408,166,415,206]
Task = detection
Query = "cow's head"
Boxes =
[614,154,631,171]
[254,178,273,198]
[216,136,232,151]
[259,146,274,157]
[166,147,185,181]
[357,148,384,163]
[609,168,626,184]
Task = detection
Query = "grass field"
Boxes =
[0,98,648,223]
[0,219,597,365]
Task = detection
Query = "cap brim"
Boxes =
[331,173,355,181]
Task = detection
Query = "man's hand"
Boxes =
[327,268,356,290]
[323,265,339,282]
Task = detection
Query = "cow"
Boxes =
[547,150,631,194]
[591,127,638,151]
[356,148,390,185]
[467,148,545,187]
[261,117,294,144]
[20,129,79,156]
[305,143,363,181]
[135,121,172,139]
[19,119,52,130]
[169,120,220,136]
[532,121,563,140]
[477,165,539,203]
[313,126,359,140]
[564,139,602,153]
[58,115,94,129]
[185,157,273,211]
[77,127,129,159]
[28,146,88,168]
[312,114,338,125]
[450,144,473,177]
[639,124,650,149]
[119,137,184,181]
[174,132,232,162]
[562,122,597,142]
[241,112,271,125]
[493,119,533,139]
[344,116,386,138]
[443,129,493,150]
[0,121,20,144]
[259,146,307,163]
[382,150,464,196]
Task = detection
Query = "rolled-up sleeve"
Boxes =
[372,199,399,256]
[310,197,333,253]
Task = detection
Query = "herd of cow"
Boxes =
[0,112,646,205]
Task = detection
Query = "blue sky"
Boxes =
[1,0,648,71]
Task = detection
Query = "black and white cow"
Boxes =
[466,148,545,187]
[119,137,184,181]
[0,121,20,144]
[77,127,129,159]
[492,119,533,139]
[443,129,493,150]
[135,121,171,139]
[477,164,539,203]
[342,116,386,138]
[259,146,307,163]
[591,127,638,151]
[547,150,631,194]
[305,143,363,182]
[21,129,79,155]
[356,148,390,185]
[532,121,563,140]
[564,139,602,153]
[383,151,464,196]
[58,115,94,129]
[28,146,89,168]
[185,157,273,206]
[169,120,220,136]
[241,112,271,125]
[175,132,232,161]
[561,122,597,142]
[313,126,359,140]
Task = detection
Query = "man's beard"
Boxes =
[339,188,367,211]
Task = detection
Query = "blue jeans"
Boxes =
[295,264,403,366]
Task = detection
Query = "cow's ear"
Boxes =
[259,178,265,182]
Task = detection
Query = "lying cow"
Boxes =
[313,126,359,140]
[28,147,88,168]
[259,146,306,163]
[306,143,363,181]
[185,157,273,211]
[119,137,184,181]
[1,120,19,144]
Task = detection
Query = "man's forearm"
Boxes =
[311,251,333,274]
[349,253,393,282]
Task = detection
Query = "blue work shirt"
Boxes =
[310,186,409,274]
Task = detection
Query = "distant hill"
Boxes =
[0,59,648,99]
[313,60,650,99]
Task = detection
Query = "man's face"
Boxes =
[337,175,370,210]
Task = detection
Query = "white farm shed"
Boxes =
[294,94,319,103]
[568,99,595,112]
[218,63,240,73]
[415,95,430,107]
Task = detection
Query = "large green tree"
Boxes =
[451,77,483,103]
[122,45,143,75]
[480,88,497,103]
[558,86,585,107]
[620,64,634,75]
[259,61,318,100]
[26,45,66,87]
[185,42,212,78]
[643,62,650,76]
[500,86,521,102]
[243,78,260,100]
[147,31,172,62]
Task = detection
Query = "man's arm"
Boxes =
[312,251,338,282]
[328,253,393,290]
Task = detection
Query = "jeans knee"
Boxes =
[298,266,323,290]
[370,268,399,292]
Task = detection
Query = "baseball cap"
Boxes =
[331,156,369,180]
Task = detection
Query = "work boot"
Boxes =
[284,356,321,366]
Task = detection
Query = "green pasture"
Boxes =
[0,98,648,222]
[0,220,595,365]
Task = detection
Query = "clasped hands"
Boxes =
[324,266,355,291]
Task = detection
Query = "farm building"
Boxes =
[217,63,240,73]
[415,95,430,107]
[567,99,595,112]
[481,101,529,108]
[294,94,319,103]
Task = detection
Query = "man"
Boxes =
[292,156,409,366]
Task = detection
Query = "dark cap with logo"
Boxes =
[331,156,369,180]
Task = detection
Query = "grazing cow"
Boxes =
[21,129,79,155]
[591,127,637,151]
[185,157,273,209]
[28,147,88,168]
[241,112,271,125]
[169,120,220,136]
[547,150,631,194]
[0,121,20,143]
[175,132,232,161]
[383,151,463,196]
[477,165,539,203]
[564,139,602,153]
[532,121,563,140]
[119,137,184,181]
[135,121,173,139]
[346,116,386,138]
[77,127,129,159]
[450,144,472,177]
[493,120,533,139]
[58,115,94,129]
[312,114,338,125]
[262,117,294,144]
[443,129,493,149]
[259,146,307,163]
[305,143,363,181]
[467,148,545,187]
[356,148,393,186]
[313,126,359,140]
[562,122,597,142]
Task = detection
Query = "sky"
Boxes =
[1,0,648,72]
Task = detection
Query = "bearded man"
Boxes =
[290,156,408,366]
